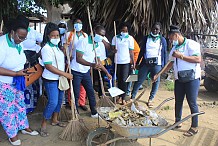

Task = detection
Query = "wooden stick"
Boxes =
[113,21,117,87]
[0,20,3,32]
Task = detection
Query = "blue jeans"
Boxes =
[43,80,64,120]
[72,70,97,115]
[131,64,161,100]
[175,78,200,127]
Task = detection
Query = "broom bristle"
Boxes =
[97,95,115,108]
[58,105,71,122]
[59,119,88,141]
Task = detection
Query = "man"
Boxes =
[71,25,112,118]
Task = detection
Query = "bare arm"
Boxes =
[173,50,201,63]
[153,61,173,82]
[102,39,110,50]
[0,67,28,77]
[129,50,135,68]
[76,52,95,67]
[44,64,73,79]
[97,58,112,80]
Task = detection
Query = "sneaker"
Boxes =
[9,138,21,146]
[21,130,39,136]
[91,113,99,118]
[139,86,143,90]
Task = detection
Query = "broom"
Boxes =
[87,6,115,108]
[58,29,76,122]
[59,30,88,141]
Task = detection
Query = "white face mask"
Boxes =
[94,34,103,42]
[150,32,159,37]
[59,28,66,35]
[50,38,60,45]
[121,32,128,38]
[74,23,83,32]
[172,40,179,46]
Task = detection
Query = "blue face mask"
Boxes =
[11,37,16,46]
[59,28,66,35]
[150,32,159,37]
[172,40,179,46]
[94,34,103,42]
[74,23,83,32]
[121,32,128,38]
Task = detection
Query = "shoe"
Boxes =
[9,138,21,146]
[91,113,99,118]
[21,130,39,136]
[79,105,88,111]
[139,86,143,90]
[126,91,130,96]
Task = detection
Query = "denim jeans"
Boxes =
[131,64,161,100]
[72,70,97,115]
[43,80,64,120]
[175,78,200,127]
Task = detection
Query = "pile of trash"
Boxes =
[97,104,168,127]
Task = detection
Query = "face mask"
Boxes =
[172,40,179,46]
[74,23,83,32]
[11,37,16,46]
[50,38,60,45]
[150,32,159,37]
[121,32,128,38]
[59,28,66,35]
[94,34,103,42]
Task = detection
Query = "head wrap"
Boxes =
[12,15,29,31]
[169,25,180,34]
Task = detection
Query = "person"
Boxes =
[40,22,73,137]
[58,20,68,47]
[22,23,43,114]
[130,22,168,108]
[126,38,143,96]
[0,15,38,146]
[153,25,201,137]
[112,22,135,105]
[67,18,88,111]
[71,25,112,118]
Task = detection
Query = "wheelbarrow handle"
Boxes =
[153,97,175,111]
[150,111,205,138]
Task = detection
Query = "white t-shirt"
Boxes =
[99,36,109,61]
[112,34,134,64]
[169,38,201,80]
[146,36,162,65]
[0,34,26,84]
[22,27,43,51]
[71,36,101,73]
[41,43,65,80]
[66,31,88,60]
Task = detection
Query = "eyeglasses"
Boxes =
[15,33,27,41]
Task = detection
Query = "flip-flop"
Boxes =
[51,122,66,127]
[183,128,198,137]
[39,128,49,137]
[147,101,153,108]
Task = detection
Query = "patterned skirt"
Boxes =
[0,81,29,138]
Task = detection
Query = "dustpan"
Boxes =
[108,80,124,97]
[125,69,138,82]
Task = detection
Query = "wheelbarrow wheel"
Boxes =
[86,127,115,146]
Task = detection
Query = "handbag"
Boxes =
[25,64,43,87]
[52,48,69,91]
[145,57,158,66]
[176,58,195,83]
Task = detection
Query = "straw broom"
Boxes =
[58,30,76,122]
[86,6,115,108]
[59,31,88,141]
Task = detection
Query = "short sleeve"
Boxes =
[188,41,201,56]
[129,36,134,50]
[75,39,85,54]
[35,30,43,43]
[0,47,6,65]
[95,46,101,58]
[111,36,116,46]
[41,46,53,65]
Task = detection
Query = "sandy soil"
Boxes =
[0,83,218,146]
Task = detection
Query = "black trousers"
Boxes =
[116,63,130,100]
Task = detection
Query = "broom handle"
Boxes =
[0,20,3,32]
[87,6,106,97]
[155,61,171,79]
[113,21,117,87]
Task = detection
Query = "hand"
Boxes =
[0,31,3,36]
[152,74,158,83]
[16,69,28,76]
[172,50,183,58]
[131,63,135,70]
[111,48,117,53]
[92,63,101,70]
[64,73,73,80]
[106,73,112,80]
[135,64,140,70]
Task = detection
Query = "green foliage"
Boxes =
[164,80,174,91]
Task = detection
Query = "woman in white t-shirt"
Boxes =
[40,22,73,137]
[112,22,135,105]
[154,25,201,137]
[0,15,38,146]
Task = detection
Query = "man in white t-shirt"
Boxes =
[71,25,112,118]
[153,25,201,137]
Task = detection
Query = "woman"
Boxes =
[131,22,168,108]
[112,22,134,105]
[58,20,68,47]
[40,22,73,137]
[154,25,201,136]
[0,15,38,146]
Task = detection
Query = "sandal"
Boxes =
[183,128,198,137]
[147,100,153,108]
[172,123,182,130]
[39,128,49,137]
[51,122,66,127]
[116,98,122,104]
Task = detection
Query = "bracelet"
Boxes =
[180,55,184,60]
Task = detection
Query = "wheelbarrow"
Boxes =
[86,97,205,146]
